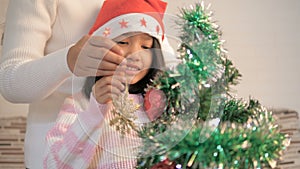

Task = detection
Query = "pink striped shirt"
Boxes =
[43,93,149,169]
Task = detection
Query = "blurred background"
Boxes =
[1,0,300,117]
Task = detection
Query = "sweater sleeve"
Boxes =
[0,0,82,103]
[43,94,111,169]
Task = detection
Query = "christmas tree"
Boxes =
[136,2,289,169]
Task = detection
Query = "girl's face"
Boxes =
[114,32,154,84]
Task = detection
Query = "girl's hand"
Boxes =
[92,74,126,104]
[67,35,125,77]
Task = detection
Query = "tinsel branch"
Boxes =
[137,99,289,169]
[136,2,288,169]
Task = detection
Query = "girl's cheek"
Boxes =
[142,58,152,69]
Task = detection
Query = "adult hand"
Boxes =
[92,73,126,104]
[67,35,125,77]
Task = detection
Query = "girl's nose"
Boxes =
[124,45,141,61]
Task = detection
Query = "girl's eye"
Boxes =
[117,41,128,45]
[142,45,151,49]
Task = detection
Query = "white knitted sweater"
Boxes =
[0,0,103,168]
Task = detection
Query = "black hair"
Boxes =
[83,37,165,98]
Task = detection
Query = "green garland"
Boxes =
[136,2,289,169]
[138,99,288,169]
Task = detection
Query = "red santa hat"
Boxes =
[89,0,167,42]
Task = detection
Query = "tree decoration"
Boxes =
[110,85,140,135]
[136,2,289,169]
[144,88,167,121]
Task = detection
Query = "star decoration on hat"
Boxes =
[156,25,160,35]
[140,18,147,27]
[119,19,128,28]
[103,27,111,37]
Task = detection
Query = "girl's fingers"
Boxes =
[93,76,126,101]
[96,76,125,91]
[94,84,123,98]
[95,93,119,104]
[93,85,123,104]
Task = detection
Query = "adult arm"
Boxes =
[0,0,78,103]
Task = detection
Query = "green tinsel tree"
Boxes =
[136,2,289,169]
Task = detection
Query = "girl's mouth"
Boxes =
[125,64,141,75]
[126,66,139,71]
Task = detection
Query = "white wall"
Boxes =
[166,0,300,113]
[0,0,299,117]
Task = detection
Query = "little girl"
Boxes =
[43,0,169,168]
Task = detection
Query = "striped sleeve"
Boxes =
[43,94,111,169]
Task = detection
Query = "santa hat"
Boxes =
[89,0,167,42]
